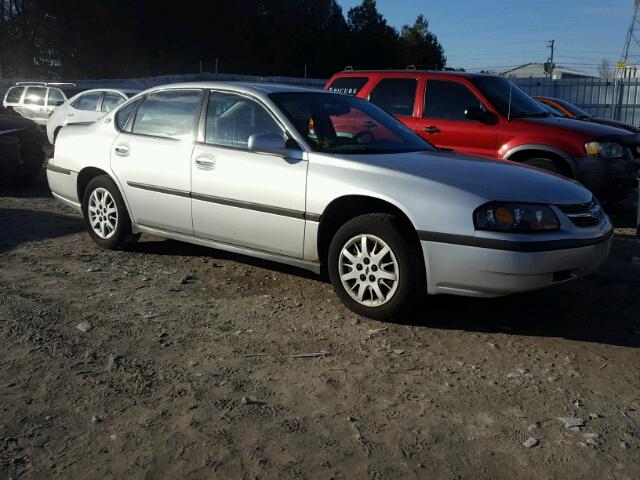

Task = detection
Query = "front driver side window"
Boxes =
[205,92,281,149]
[424,80,484,121]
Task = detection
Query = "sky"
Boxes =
[337,0,634,74]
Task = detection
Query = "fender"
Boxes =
[502,144,579,178]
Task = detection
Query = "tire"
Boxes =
[523,157,562,175]
[328,213,424,320]
[81,175,136,250]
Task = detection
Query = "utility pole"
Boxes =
[546,40,555,79]
[621,0,640,67]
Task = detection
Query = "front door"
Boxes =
[412,79,498,158]
[191,91,307,257]
[110,89,202,235]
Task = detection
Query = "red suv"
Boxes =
[325,70,639,201]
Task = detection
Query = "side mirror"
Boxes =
[465,106,498,125]
[248,133,298,157]
[464,106,486,122]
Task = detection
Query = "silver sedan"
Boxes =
[46,82,612,319]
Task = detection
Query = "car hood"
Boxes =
[591,117,640,133]
[516,115,635,139]
[343,150,593,206]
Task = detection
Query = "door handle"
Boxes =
[195,155,216,170]
[67,113,74,117]
[114,144,130,157]
[423,126,441,134]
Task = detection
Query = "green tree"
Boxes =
[346,0,399,68]
[400,14,446,70]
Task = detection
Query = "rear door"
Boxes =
[110,89,202,235]
[19,87,48,123]
[367,77,419,129]
[413,78,497,157]
[68,91,105,125]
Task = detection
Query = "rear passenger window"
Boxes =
[102,93,125,112]
[5,87,24,103]
[115,98,142,131]
[424,80,484,121]
[23,87,46,106]
[368,78,417,117]
[132,90,201,140]
[328,77,369,96]
[205,92,281,149]
[72,92,104,111]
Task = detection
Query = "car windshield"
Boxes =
[270,92,436,154]
[472,76,550,119]
[539,102,564,116]
[551,98,591,118]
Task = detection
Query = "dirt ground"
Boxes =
[1,174,639,480]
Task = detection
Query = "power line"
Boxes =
[621,0,640,65]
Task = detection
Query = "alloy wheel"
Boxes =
[88,188,118,239]
[338,234,399,307]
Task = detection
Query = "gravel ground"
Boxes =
[1,175,639,480]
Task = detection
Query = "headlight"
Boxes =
[585,141,625,158]
[474,202,560,232]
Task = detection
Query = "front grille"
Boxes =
[557,198,604,228]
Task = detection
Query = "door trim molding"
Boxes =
[127,181,321,221]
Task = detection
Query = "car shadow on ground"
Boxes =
[0,208,84,254]
[2,183,638,348]
[395,288,640,349]
[125,238,322,281]
[0,171,51,199]
[131,235,640,349]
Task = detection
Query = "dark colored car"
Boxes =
[535,96,640,134]
[326,70,639,201]
[0,113,46,185]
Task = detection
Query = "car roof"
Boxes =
[68,88,130,96]
[144,82,327,96]
[331,69,493,80]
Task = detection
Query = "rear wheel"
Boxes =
[328,213,424,320]
[82,176,137,249]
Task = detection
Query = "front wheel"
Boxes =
[523,157,562,175]
[328,213,424,320]
[82,176,136,250]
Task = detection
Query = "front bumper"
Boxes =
[421,232,612,298]
[573,155,638,201]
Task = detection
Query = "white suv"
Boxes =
[2,82,81,126]
[46,89,129,144]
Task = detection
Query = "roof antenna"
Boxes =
[507,80,513,122]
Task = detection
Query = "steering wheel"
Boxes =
[352,130,375,144]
